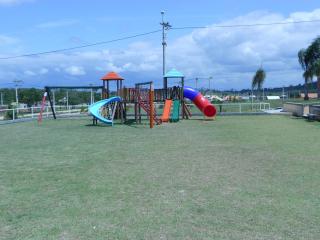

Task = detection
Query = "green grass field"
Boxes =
[1,116,320,239]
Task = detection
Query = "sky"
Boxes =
[0,0,320,90]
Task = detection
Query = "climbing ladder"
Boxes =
[136,89,162,125]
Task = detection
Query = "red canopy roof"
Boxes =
[101,71,124,81]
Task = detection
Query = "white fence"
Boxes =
[0,105,88,122]
[0,102,271,123]
[212,102,270,114]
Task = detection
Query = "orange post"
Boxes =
[149,89,154,129]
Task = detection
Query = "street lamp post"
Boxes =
[13,80,23,113]
[66,91,69,109]
[13,80,23,105]
[89,84,93,105]
[208,76,213,92]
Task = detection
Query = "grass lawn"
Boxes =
[1,116,320,239]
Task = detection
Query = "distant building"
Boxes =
[11,102,28,108]
[300,93,318,99]
[241,95,256,100]
[267,96,280,100]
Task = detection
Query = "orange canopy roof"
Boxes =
[101,71,124,81]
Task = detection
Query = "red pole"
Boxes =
[38,92,47,124]
[149,88,154,129]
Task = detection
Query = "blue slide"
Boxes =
[89,96,121,125]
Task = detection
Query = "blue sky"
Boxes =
[1,0,320,89]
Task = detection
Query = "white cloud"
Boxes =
[65,66,86,76]
[39,68,48,74]
[0,35,18,45]
[167,9,320,88]
[23,68,48,77]
[1,9,320,89]
[24,70,36,76]
[36,19,79,29]
[0,0,33,6]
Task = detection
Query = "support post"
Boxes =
[117,80,120,119]
[149,85,154,129]
[181,77,185,119]
[139,103,141,124]
[107,81,110,99]
[46,87,56,119]
[111,102,118,126]
[164,77,168,98]
[134,86,138,123]
[135,102,138,123]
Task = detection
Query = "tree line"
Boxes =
[0,88,102,107]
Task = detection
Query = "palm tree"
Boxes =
[306,37,320,99]
[298,49,311,100]
[314,60,320,99]
[252,68,266,101]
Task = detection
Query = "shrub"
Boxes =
[80,106,87,113]
[4,109,17,120]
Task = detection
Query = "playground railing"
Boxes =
[122,87,180,103]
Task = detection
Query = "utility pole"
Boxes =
[89,84,93,105]
[13,79,23,106]
[0,92,3,106]
[66,91,69,109]
[208,77,213,91]
[91,88,93,104]
[160,11,171,79]
[195,78,198,89]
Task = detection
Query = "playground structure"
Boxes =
[42,69,217,127]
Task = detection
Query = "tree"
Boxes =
[298,49,312,100]
[306,37,320,99]
[252,68,266,101]
[313,60,320,99]
[20,88,42,106]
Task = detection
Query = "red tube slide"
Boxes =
[184,86,217,117]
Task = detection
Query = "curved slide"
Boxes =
[184,87,217,117]
[89,96,121,125]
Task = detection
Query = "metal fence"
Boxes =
[214,102,271,114]
[0,105,88,122]
[0,102,271,123]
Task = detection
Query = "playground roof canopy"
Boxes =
[164,68,184,78]
[101,71,124,81]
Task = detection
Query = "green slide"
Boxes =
[170,100,180,122]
